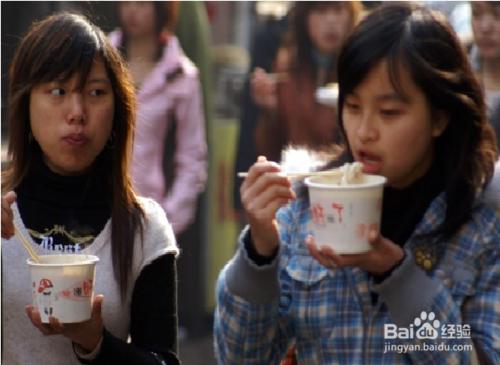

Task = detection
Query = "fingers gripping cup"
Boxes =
[27,254,99,323]
[305,173,386,254]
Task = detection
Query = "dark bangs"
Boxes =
[22,13,104,88]
[338,5,410,129]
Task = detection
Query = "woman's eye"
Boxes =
[380,109,401,117]
[89,89,105,97]
[50,88,65,96]
[345,102,360,111]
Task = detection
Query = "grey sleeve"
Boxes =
[373,250,440,326]
[482,160,500,208]
[224,226,281,305]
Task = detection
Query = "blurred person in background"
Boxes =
[250,1,363,163]
[1,13,179,364]
[110,1,207,237]
[232,8,290,217]
[470,1,500,151]
[111,1,208,341]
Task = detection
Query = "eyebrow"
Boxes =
[86,78,111,85]
[348,92,409,103]
[375,92,409,103]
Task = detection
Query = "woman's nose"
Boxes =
[323,9,338,24]
[357,116,378,142]
[67,94,85,124]
[477,15,495,33]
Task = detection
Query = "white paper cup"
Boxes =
[305,174,386,254]
[27,254,99,323]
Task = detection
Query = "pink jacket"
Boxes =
[109,31,207,235]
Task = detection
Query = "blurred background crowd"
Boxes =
[1,1,499,364]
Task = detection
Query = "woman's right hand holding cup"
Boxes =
[2,191,17,239]
[240,156,296,257]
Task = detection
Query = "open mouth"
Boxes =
[357,151,382,174]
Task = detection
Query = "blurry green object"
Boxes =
[175,1,219,313]
[206,118,240,311]
[175,1,214,137]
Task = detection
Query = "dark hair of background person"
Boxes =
[117,1,179,61]
[287,1,363,81]
[2,12,144,301]
[337,3,498,241]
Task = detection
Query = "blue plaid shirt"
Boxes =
[214,191,500,364]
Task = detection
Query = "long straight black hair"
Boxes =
[4,12,144,301]
[337,3,498,240]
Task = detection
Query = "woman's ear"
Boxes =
[432,110,449,137]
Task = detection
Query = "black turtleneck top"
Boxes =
[16,154,111,252]
[368,160,445,285]
[380,160,444,248]
[15,155,179,365]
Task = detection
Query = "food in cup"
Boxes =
[339,161,363,185]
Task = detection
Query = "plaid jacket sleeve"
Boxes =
[375,202,500,365]
[214,276,290,364]
[214,208,297,364]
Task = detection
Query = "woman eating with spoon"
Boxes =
[214,3,499,364]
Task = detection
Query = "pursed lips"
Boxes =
[62,133,88,146]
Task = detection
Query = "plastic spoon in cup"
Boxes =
[237,168,344,179]
[237,162,364,181]
[13,222,40,263]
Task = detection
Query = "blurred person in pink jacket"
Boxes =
[110,1,207,235]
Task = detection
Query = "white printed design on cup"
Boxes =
[355,222,379,240]
[311,202,351,226]
[56,279,93,301]
[305,173,386,254]
[310,200,381,239]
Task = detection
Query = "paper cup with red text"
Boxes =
[27,254,99,323]
[305,174,386,254]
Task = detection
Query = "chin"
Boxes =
[59,161,93,176]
